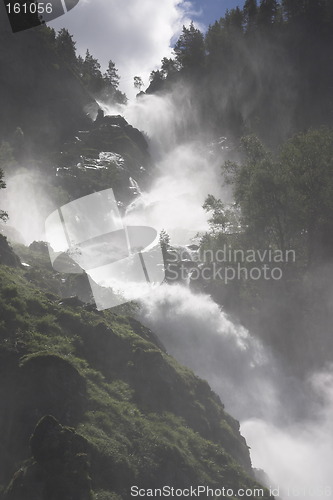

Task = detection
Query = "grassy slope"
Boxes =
[0,240,271,499]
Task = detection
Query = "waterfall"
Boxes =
[106,90,333,500]
[128,176,142,196]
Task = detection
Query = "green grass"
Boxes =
[0,247,271,500]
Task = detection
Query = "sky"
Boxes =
[50,0,243,97]
[191,0,244,25]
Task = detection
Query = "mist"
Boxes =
[138,283,333,500]
[123,89,232,244]
[116,87,333,500]
[242,368,333,499]
[2,69,332,500]
[1,169,56,245]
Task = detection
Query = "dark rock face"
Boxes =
[0,353,87,484]
[28,241,49,254]
[0,17,94,153]
[87,114,150,173]
[55,113,152,203]
[6,416,93,500]
[19,354,87,426]
[0,235,21,267]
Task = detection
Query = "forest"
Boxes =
[149,0,333,145]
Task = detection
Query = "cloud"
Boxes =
[50,0,197,97]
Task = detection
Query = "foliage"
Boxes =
[203,195,240,234]
[148,0,333,145]
[102,61,127,104]
[0,247,270,499]
[133,76,144,91]
[221,129,333,263]
[105,60,120,89]
[174,22,205,72]
[0,21,126,155]
[146,22,205,92]
[55,28,77,66]
[198,127,333,371]
[278,128,333,262]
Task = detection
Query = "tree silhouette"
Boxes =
[134,76,144,91]
[174,22,205,71]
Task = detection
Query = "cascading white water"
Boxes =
[110,90,333,500]
[1,170,53,244]
[118,90,232,245]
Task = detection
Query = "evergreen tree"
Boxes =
[149,70,164,85]
[305,0,326,30]
[282,0,306,22]
[258,0,279,26]
[102,60,127,104]
[55,28,77,66]
[224,7,244,31]
[83,50,101,79]
[243,0,258,31]
[224,128,333,263]
[161,57,179,78]
[104,60,120,89]
[81,50,104,93]
[174,22,205,71]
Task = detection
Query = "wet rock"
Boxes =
[5,416,93,500]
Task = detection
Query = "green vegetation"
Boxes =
[148,0,333,145]
[225,129,333,264]
[0,18,126,157]
[0,241,270,499]
[1,0,332,496]
[198,127,333,372]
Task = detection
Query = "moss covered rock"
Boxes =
[5,416,93,500]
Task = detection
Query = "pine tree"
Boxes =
[104,60,120,89]
[102,60,127,104]
[282,0,306,22]
[81,50,104,93]
[224,7,244,31]
[83,50,101,79]
[258,0,279,26]
[174,22,205,71]
[161,57,179,78]
[149,70,164,84]
[55,28,77,66]
[243,0,258,31]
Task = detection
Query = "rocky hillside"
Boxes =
[53,112,152,204]
[0,237,271,499]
